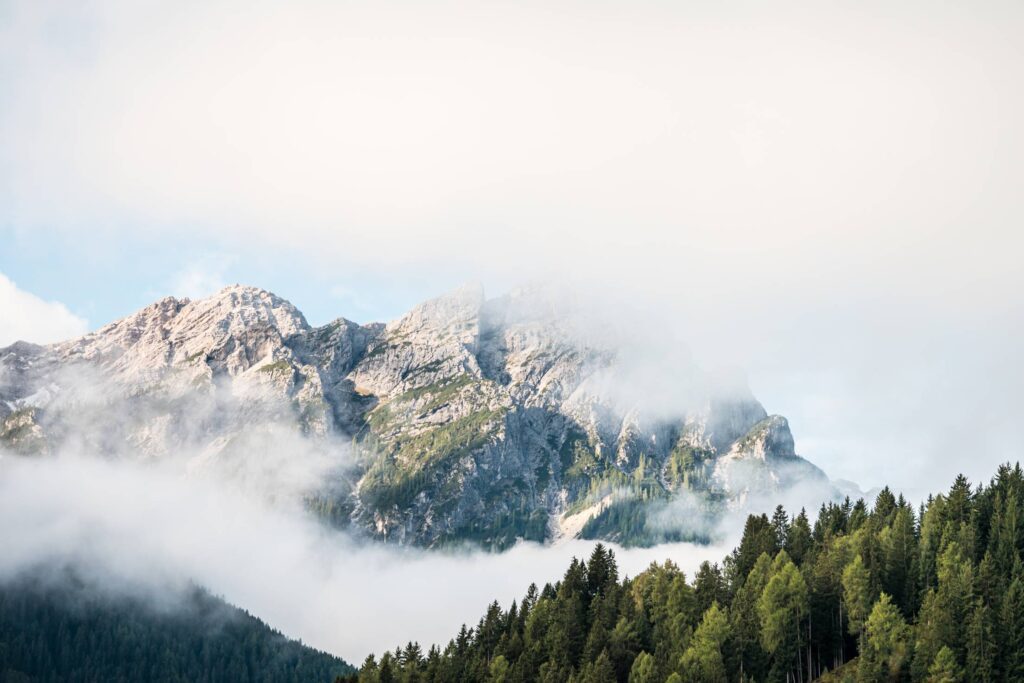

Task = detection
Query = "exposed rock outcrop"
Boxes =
[0,284,831,547]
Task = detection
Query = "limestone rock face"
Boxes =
[712,415,826,499]
[0,284,831,547]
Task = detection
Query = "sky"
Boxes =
[2,0,1024,493]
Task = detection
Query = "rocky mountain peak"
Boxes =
[1,283,836,548]
[183,284,309,337]
[48,285,310,382]
[387,283,484,343]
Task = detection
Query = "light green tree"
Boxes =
[679,602,730,683]
[842,554,873,643]
[856,593,910,682]
[757,552,808,681]
[488,654,509,682]
[927,646,963,683]
[575,650,615,683]
[627,651,657,683]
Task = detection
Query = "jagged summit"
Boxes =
[0,283,831,548]
[387,283,484,338]
[44,284,309,383]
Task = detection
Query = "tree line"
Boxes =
[342,463,1024,682]
[0,578,353,682]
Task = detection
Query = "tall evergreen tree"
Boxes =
[999,574,1024,680]
[927,646,963,683]
[678,602,729,683]
[857,593,910,683]
[757,552,808,682]
[842,554,873,647]
[965,601,996,683]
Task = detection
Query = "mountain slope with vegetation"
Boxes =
[0,284,832,549]
[342,462,1024,682]
[0,576,353,683]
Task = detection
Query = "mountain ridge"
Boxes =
[0,284,832,548]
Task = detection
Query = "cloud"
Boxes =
[0,358,845,662]
[0,357,737,661]
[0,273,88,346]
[168,253,239,300]
[0,451,732,663]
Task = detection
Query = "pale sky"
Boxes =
[2,0,1023,494]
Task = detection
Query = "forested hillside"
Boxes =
[0,577,353,683]
[343,463,1024,682]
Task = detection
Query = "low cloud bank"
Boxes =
[0,452,734,662]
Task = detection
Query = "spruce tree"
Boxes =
[999,575,1024,680]
[965,601,996,683]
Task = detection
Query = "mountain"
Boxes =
[0,284,830,548]
[0,574,353,682]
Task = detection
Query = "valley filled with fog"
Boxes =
[0,450,737,661]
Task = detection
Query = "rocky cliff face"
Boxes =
[0,284,829,547]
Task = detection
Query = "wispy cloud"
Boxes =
[168,253,239,300]
[0,272,88,346]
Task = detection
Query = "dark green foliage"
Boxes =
[451,507,550,550]
[0,577,353,683]
[351,463,1024,682]
[733,513,779,579]
[579,498,714,547]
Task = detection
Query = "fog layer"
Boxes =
[0,452,732,662]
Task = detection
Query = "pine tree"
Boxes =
[771,505,790,550]
[849,499,869,532]
[627,651,657,683]
[575,650,615,683]
[911,589,951,681]
[586,544,618,599]
[488,655,509,682]
[602,612,640,679]
[735,514,779,578]
[334,463,1024,683]
[693,561,727,616]
[757,552,808,682]
[786,509,813,565]
[359,655,380,683]
[934,542,974,658]
[730,553,772,681]
[873,487,897,525]
[999,575,1024,680]
[946,475,974,527]
[678,602,730,683]
[841,554,873,646]
[881,506,918,616]
[927,646,963,683]
[965,601,996,683]
[856,593,910,683]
